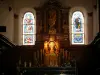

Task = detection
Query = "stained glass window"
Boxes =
[23,12,36,45]
[71,11,84,44]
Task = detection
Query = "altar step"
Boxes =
[18,67,77,75]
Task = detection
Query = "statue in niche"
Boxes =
[48,9,57,34]
[44,36,59,67]
[63,20,68,33]
[49,41,58,66]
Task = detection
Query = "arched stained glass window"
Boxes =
[71,11,84,44]
[23,12,36,45]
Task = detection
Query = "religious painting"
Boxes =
[48,9,56,28]
[48,9,57,34]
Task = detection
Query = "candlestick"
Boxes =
[40,49,42,64]
[29,62,32,67]
[24,61,27,67]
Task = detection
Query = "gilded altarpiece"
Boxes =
[35,0,70,66]
[35,1,70,43]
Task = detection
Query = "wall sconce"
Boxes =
[14,13,18,19]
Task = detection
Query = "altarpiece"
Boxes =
[35,0,70,67]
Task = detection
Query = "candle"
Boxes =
[29,62,32,67]
[19,56,21,65]
[24,61,27,67]
[41,49,42,64]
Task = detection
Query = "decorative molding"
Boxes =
[35,0,70,47]
[43,0,62,8]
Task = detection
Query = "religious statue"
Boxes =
[44,36,59,67]
[49,41,58,67]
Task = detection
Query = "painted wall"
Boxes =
[0,0,14,43]
[0,8,14,43]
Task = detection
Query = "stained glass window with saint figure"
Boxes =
[72,11,84,44]
[23,12,36,45]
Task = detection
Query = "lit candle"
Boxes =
[34,52,36,64]
[37,50,39,60]
[63,49,64,58]
[65,50,68,60]
[43,49,44,55]
[19,56,21,65]
[68,52,70,60]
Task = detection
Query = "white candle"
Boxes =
[29,62,32,67]
[24,61,27,67]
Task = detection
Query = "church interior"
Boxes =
[0,0,100,75]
